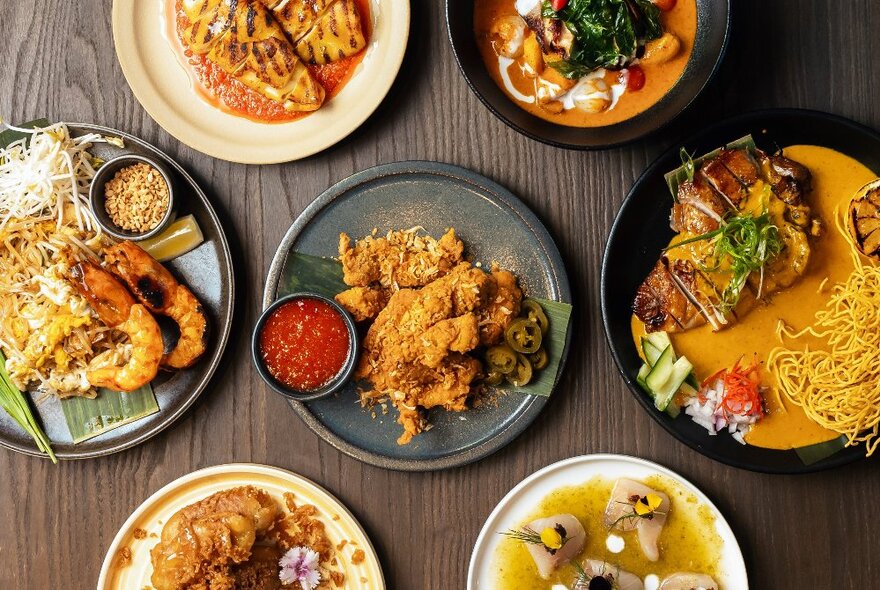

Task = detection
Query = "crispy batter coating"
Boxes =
[477,268,523,346]
[149,486,278,590]
[338,229,524,444]
[334,286,390,322]
[355,264,502,444]
[338,228,464,288]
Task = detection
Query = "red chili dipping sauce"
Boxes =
[260,298,351,392]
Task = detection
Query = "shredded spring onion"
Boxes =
[0,350,55,462]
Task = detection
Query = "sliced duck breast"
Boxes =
[700,157,747,208]
[718,148,761,185]
[670,177,729,234]
[633,259,705,333]
[667,259,734,331]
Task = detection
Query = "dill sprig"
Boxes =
[499,526,569,552]
[667,210,782,312]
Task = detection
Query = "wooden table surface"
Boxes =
[1,0,878,588]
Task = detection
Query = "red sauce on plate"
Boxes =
[171,0,370,123]
[260,298,351,391]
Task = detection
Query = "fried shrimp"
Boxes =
[103,241,208,369]
[68,261,163,391]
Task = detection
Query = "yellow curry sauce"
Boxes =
[491,476,722,589]
[631,145,878,450]
[474,0,696,127]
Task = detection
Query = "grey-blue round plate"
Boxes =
[0,123,234,460]
[263,161,572,471]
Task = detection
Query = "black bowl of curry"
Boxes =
[447,0,730,148]
[601,109,880,473]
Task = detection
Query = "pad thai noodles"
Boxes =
[0,122,126,398]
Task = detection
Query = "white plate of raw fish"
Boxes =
[468,454,747,590]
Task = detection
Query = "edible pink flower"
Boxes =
[279,546,321,590]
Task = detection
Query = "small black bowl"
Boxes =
[445,0,730,149]
[252,293,360,402]
[89,153,176,240]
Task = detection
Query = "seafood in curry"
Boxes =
[474,0,697,127]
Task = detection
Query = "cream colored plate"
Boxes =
[468,454,748,589]
[111,0,409,164]
[97,463,385,590]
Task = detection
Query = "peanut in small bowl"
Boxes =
[89,154,176,241]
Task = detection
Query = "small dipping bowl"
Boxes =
[89,153,176,241]
[252,293,359,402]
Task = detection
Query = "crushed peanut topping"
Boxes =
[104,162,169,232]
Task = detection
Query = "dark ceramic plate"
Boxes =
[601,109,880,473]
[0,123,234,460]
[446,0,730,149]
[264,161,571,471]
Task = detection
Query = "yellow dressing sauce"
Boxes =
[491,476,722,589]
[630,145,879,450]
[473,0,697,128]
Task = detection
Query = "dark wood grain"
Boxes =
[0,0,878,587]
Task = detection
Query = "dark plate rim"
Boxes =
[0,122,235,461]
[445,0,732,150]
[263,160,572,471]
[600,108,877,474]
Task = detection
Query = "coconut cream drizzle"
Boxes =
[605,533,625,553]
[498,56,536,103]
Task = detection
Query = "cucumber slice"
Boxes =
[637,363,651,390]
[665,401,681,418]
[653,357,694,411]
[645,331,673,353]
[641,338,664,366]
[645,346,675,390]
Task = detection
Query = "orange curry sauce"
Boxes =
[169,0,370,123]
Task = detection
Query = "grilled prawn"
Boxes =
[104,241,208,370]
[68,261,163,392]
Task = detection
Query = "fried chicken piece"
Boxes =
[421,314,480,368]
[338,228,465,288]
[334,286,390,322]
[356,264,490,443]
[150,487,279,590]
[477,268,523,346]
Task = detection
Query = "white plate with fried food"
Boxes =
[112,0,409,163]
[263,161,572,471]
[97,463,384,590]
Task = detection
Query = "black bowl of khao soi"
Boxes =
[252,293,359,402]
[449,0,729,148]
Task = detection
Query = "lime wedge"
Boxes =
[140,214,204,262]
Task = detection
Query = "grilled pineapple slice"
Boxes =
[848,179,880,259]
